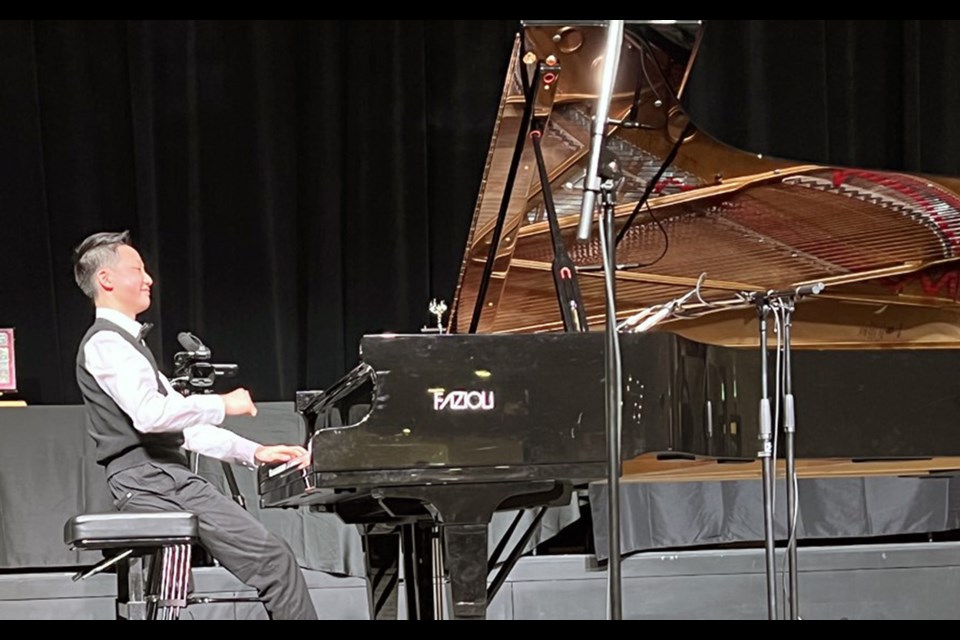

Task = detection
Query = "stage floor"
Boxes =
[3,540,960,619]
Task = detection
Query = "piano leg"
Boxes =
[361,522,442,620]
[443,523,490,620]
[361,523,402,620]
[356,481,570,620]
[400,523,439,620]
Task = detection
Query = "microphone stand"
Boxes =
[620,280,820,620]
[774,285,824,620]
[572,19,624,621]
[752,284,822,620]
[781,296,800,621]
[755,297,778,621]
[598,170,624,622]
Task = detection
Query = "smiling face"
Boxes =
[95,244,154,318]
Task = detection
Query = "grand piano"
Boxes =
[258,20,960,619]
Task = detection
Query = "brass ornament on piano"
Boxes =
[421,299,449,335]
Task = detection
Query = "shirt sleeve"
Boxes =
[84,330,226,434]
[182,424,261,469]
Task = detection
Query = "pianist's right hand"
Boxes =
[254,445,309,467]
[221,387,258,418]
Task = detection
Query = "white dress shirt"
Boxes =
[83,307,260,468]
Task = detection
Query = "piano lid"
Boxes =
[448,20,960,348]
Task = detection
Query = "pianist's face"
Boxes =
[97,245,154,318]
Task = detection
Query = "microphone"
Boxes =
[177,331,211,358]
[765,282,826,301]
[794,282,826,298]
[748,282,826,303]
[577,20,625,243]
[598,147,623,183]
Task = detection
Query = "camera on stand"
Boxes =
[169,332,238,396]
[168,331,248,515]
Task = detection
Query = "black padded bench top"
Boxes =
[65,512,199,548]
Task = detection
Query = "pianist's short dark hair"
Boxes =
[73,230,132,300]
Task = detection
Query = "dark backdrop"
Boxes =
[1,20,957,405]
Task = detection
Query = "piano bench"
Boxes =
[65,512,198,620]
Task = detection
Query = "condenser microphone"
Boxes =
[577,20,625,243]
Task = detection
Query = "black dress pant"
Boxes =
[107,461,318,620]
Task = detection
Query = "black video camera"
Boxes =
[169,332,238,396]
[169,332,248,515]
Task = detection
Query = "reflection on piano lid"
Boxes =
[449,20,960,347]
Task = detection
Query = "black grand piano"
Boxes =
[258,20,960,619]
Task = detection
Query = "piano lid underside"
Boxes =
[450,22,960,345]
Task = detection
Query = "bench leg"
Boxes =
[117,556,148,621]
[149,544,193,620]
[112,545,192,620]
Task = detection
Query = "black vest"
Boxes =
[76,317,188,476]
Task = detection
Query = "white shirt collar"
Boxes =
[95,307,143,340]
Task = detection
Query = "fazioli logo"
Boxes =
[432,390,495,412]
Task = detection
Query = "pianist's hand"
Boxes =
[254,444,309,467]
[221,388,258,417]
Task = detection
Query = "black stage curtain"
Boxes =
[1,20,958,405]
[687,20,960,176]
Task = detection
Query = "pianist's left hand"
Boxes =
[254,444,309,468]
